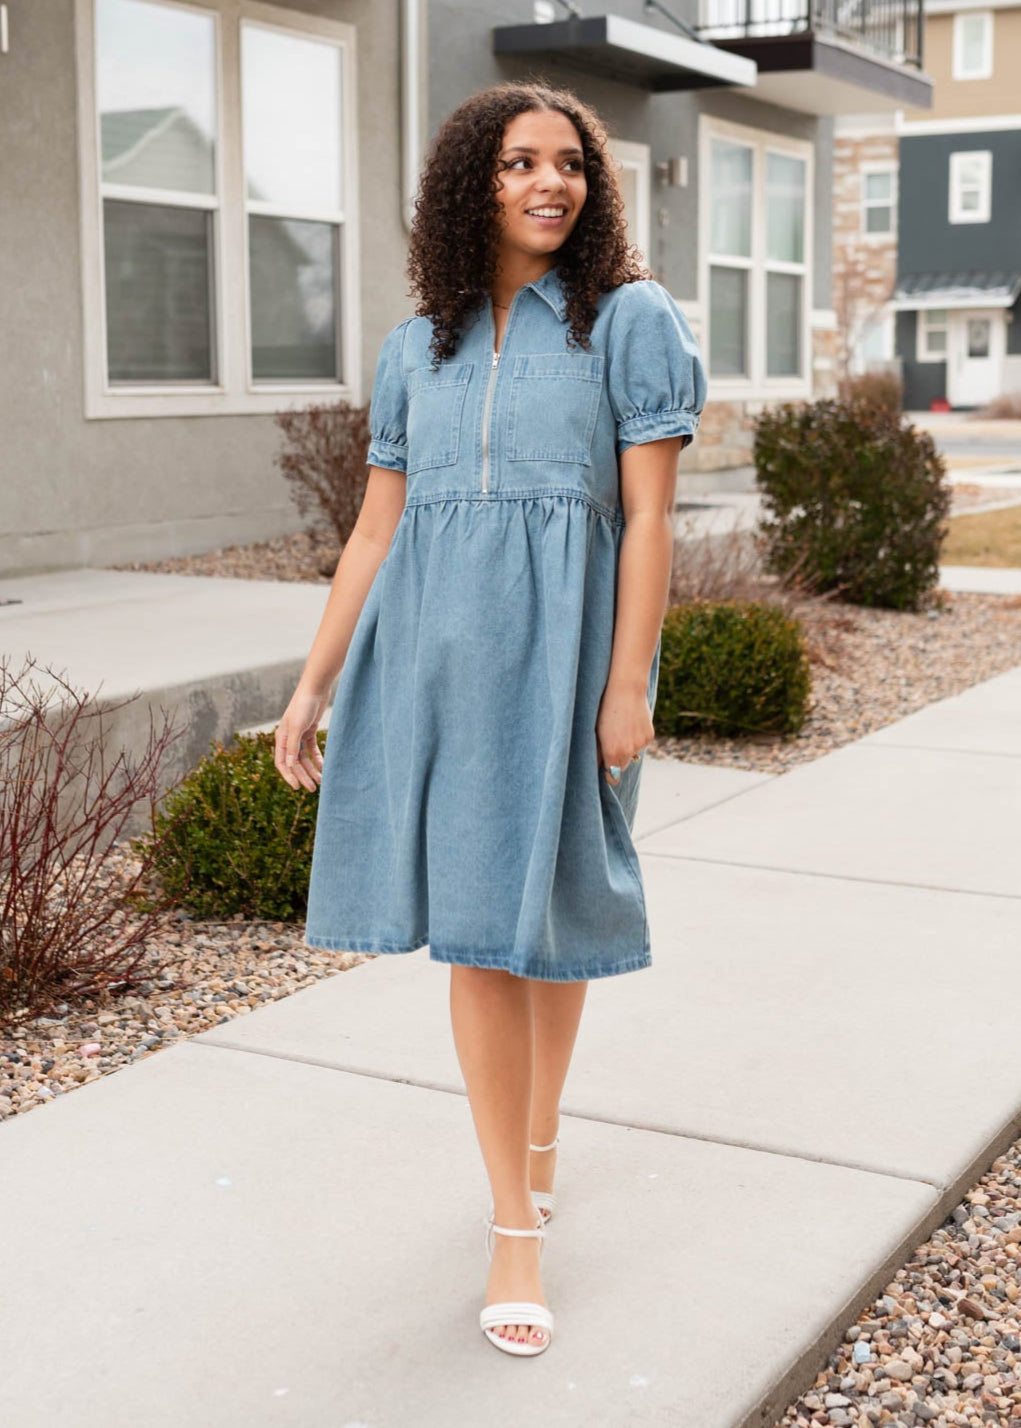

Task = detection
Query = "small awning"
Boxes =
[492,14,757,92]
[891,270,1021,311]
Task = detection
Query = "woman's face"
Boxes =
[492,108,587,262]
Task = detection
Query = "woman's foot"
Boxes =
[484,1214,550,1347]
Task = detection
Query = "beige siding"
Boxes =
[903,8,1021,121]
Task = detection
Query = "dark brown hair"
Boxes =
[406,80,651,366]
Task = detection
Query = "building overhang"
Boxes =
[492,14,758,92]
[892,271,1021,311]
[701,32,933,114]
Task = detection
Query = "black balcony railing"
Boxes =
[695,0,924,67]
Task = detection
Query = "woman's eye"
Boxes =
[503,157,583,171]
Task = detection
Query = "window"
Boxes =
[949,150,992,224]
[952,10,993,80]
[861,166,896,236]
[917,309,949,361]
[702,119,811,392]
[855,311,892,372]
[77,0,359,418]
[96,0,219,384]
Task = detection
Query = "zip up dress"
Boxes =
[304,266,707,981]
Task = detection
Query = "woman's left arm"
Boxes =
[595,436,684,779]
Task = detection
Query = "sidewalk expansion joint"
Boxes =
[634,776,776,841]
[189,1038,949,1192]
[641,850,1021,900]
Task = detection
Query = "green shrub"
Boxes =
[656,600,811,739]
[754,397,951,611]
[141,731,324,921]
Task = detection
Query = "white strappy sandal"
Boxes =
[528,1133,559,1225]
[486,1132,560,1226]
[479,1213,554,1356]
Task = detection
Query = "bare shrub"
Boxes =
[273,400,371,552]
[836,369,904,415]
[972,392,1021,420]
[0,658,182,1023]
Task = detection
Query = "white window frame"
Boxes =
[698,114,813,400]
[948,149,992,223]
[916,309,950,362]
[607,138,651,267]
[75,0,361,419]
[952,9,993,79]
[860,162,897,239]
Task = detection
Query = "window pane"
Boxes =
[865,204,891,233]
[864,170,892,201]
[242,24,342,213]
[709,265,747,376]
[861,319,887,365]
[766,152,805,263]
[249,216,338,381]
[710,140,752,258]
[96,0,216,195]
[967,319,990,358]
[103,200,214,382]
[927,309,948,325]
[766,271,801,376]
[925,324,947,354]
[961,13,987,69]
[960,186,981,212]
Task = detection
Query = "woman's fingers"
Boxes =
[275,718,321,790]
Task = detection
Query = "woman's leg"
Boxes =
[449,965,548,1347]
[529,979,588,1205]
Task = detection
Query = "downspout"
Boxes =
[401,0,428,233]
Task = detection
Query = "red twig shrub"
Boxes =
[0,658,182,1023]
[273,399,372,547]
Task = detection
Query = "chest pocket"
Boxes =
[505,352,605,465]
[405,362,473,475]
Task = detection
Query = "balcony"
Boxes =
[695,0,933,113]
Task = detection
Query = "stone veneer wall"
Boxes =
[831,132,899,385]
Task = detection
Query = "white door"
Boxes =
[947,309,1004,407]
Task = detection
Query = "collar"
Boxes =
[524,264,568,322]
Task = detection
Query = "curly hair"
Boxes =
[406,80,651,366]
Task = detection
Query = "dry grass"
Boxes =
[942,503,1021,568]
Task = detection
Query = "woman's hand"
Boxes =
[595,679,654,784]
[274,683,330,791]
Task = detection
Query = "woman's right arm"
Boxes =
[273,464,407,791]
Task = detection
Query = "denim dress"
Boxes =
[305,266,707,981]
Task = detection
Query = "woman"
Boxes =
[274,80,707,1358]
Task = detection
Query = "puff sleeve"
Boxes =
[365,318,412,472]
[605,281,707,456]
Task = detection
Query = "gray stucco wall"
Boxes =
[0,0,409,576]
[427,0,831,310]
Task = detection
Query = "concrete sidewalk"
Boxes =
[2,644,1020,1426]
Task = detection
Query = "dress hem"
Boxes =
[302,932,651,983]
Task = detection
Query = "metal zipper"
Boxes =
[480,349,500,494]
[480,286,525,495]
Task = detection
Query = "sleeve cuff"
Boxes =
[366,438,408,472]
[616,410,700,455]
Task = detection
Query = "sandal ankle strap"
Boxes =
[486,1220,545,1239]
[529,1135,559,1152]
